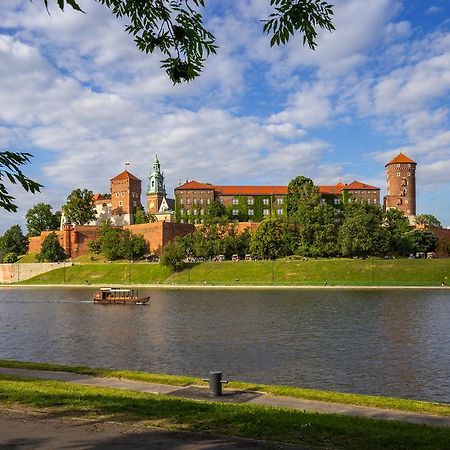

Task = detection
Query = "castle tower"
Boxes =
[110,170,142,225]
[146,155,166,215]
[384,153,416,217]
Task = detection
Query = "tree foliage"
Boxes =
[40,0,334,84]
[161,239,186,271]
[36,232,67,262]
[95,221,148,260]
[404,230,438,254]
[134,206,157,224]
[415,214,442,228]
[286,175,320,218]
[63,189,96,225]
[250,218,294,259]
[0,151,42,212]
[338,204,390,257]
[26,203,61,237]
[0,225,28,257]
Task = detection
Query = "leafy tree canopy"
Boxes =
[415,214,442,228]
[250,217,294,259]
[40,0,334,84]
[286,175,320,218]
[134,206,157,224]
[404,230,438,254]
[36,232,67,262]
[26,203,61,237]
[0,224,28,257]
[161,239,186,271]
[63,189,96,225]
[0,151,42,212]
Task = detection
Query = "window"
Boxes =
[374,199,378,204]
[247,197,254,205]
[263,209,269,216]
[277,208,283,215]
[200,198,204,205]
[397,172,401,176]
[207,198,211,205]
[320,198,326,204]
[248,209,254,216]
[232,198,239,205]
[180,198,184,205]
[263,198,269,205]
[119,201,122,206]
[276,198,283,205]
[133,201,136,207]
[193,199,197,205]
[232,209,239,216]
[187,199,191,204]
[186,209,190,215]
[405,200,409,204]
[193,209,197,215]
[407,164,411,168]
[200,209,204,215]
[397,164,400,168]
[334,198,340,205]
[407,172,411,176]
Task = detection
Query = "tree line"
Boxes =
[161,176,444,271]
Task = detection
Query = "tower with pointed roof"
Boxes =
[384,152,416,217]
[146,155,166,215]
[110,169,142,225]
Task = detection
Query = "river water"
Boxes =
[0,287,449,403]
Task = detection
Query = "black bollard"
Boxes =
[209,371,223,396]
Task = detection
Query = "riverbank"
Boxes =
[6,258,450,287]
[0,361,450,449]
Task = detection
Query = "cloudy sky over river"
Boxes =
[1,0,450,232]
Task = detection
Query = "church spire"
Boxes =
[147,155,166,195]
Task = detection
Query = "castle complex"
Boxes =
[38,151,424,259]
[83,152,418,227]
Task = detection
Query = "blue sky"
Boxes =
[1,0,450,233]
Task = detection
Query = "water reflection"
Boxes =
[0,287,449,402]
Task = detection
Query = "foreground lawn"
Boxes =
[1,360,449,417]
[16,258,450,286]
[0,375,449,450]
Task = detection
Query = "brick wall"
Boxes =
[416,224,450,257]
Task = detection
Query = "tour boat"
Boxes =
[93,288,150,305]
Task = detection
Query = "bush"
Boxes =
[3,252,18,263]
[36,232,67,262]
[161,240,186,271]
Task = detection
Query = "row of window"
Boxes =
[180,198,211,205]
[232,208,283,216]
[114,191,139,198]
[347,198,378,204]
[178,190,213,195]
[231,197,284,206]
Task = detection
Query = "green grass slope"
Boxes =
[16,258,450,286]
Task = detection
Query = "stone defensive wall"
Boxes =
[0,262,71,284]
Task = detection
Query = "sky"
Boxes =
[1,0,450,234]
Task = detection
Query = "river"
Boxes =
[0,287,449,403]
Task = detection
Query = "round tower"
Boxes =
[384,153,416,217]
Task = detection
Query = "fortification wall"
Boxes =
[0,262,71,284]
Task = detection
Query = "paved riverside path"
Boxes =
[0,367,449,428]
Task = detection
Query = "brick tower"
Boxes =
[384,153,416,217]
[146,155,166,215]
[110,170,142,225]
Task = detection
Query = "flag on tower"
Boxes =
[125,162,130,170]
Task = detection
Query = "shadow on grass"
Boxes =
[1,376,450,450]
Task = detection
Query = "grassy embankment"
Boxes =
[17,258,450,286]
[1,359,449,417]
[0,362,450,449]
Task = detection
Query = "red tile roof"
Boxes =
[111,170,140,181]
[343,181,380,190]
[215,185,288,196]
[175,180,379,196]
[386,153,416,165]
[176,180,214,190]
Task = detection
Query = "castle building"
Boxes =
[384,153,416,217]
[174,180,380,223]
[110,170,142,225]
